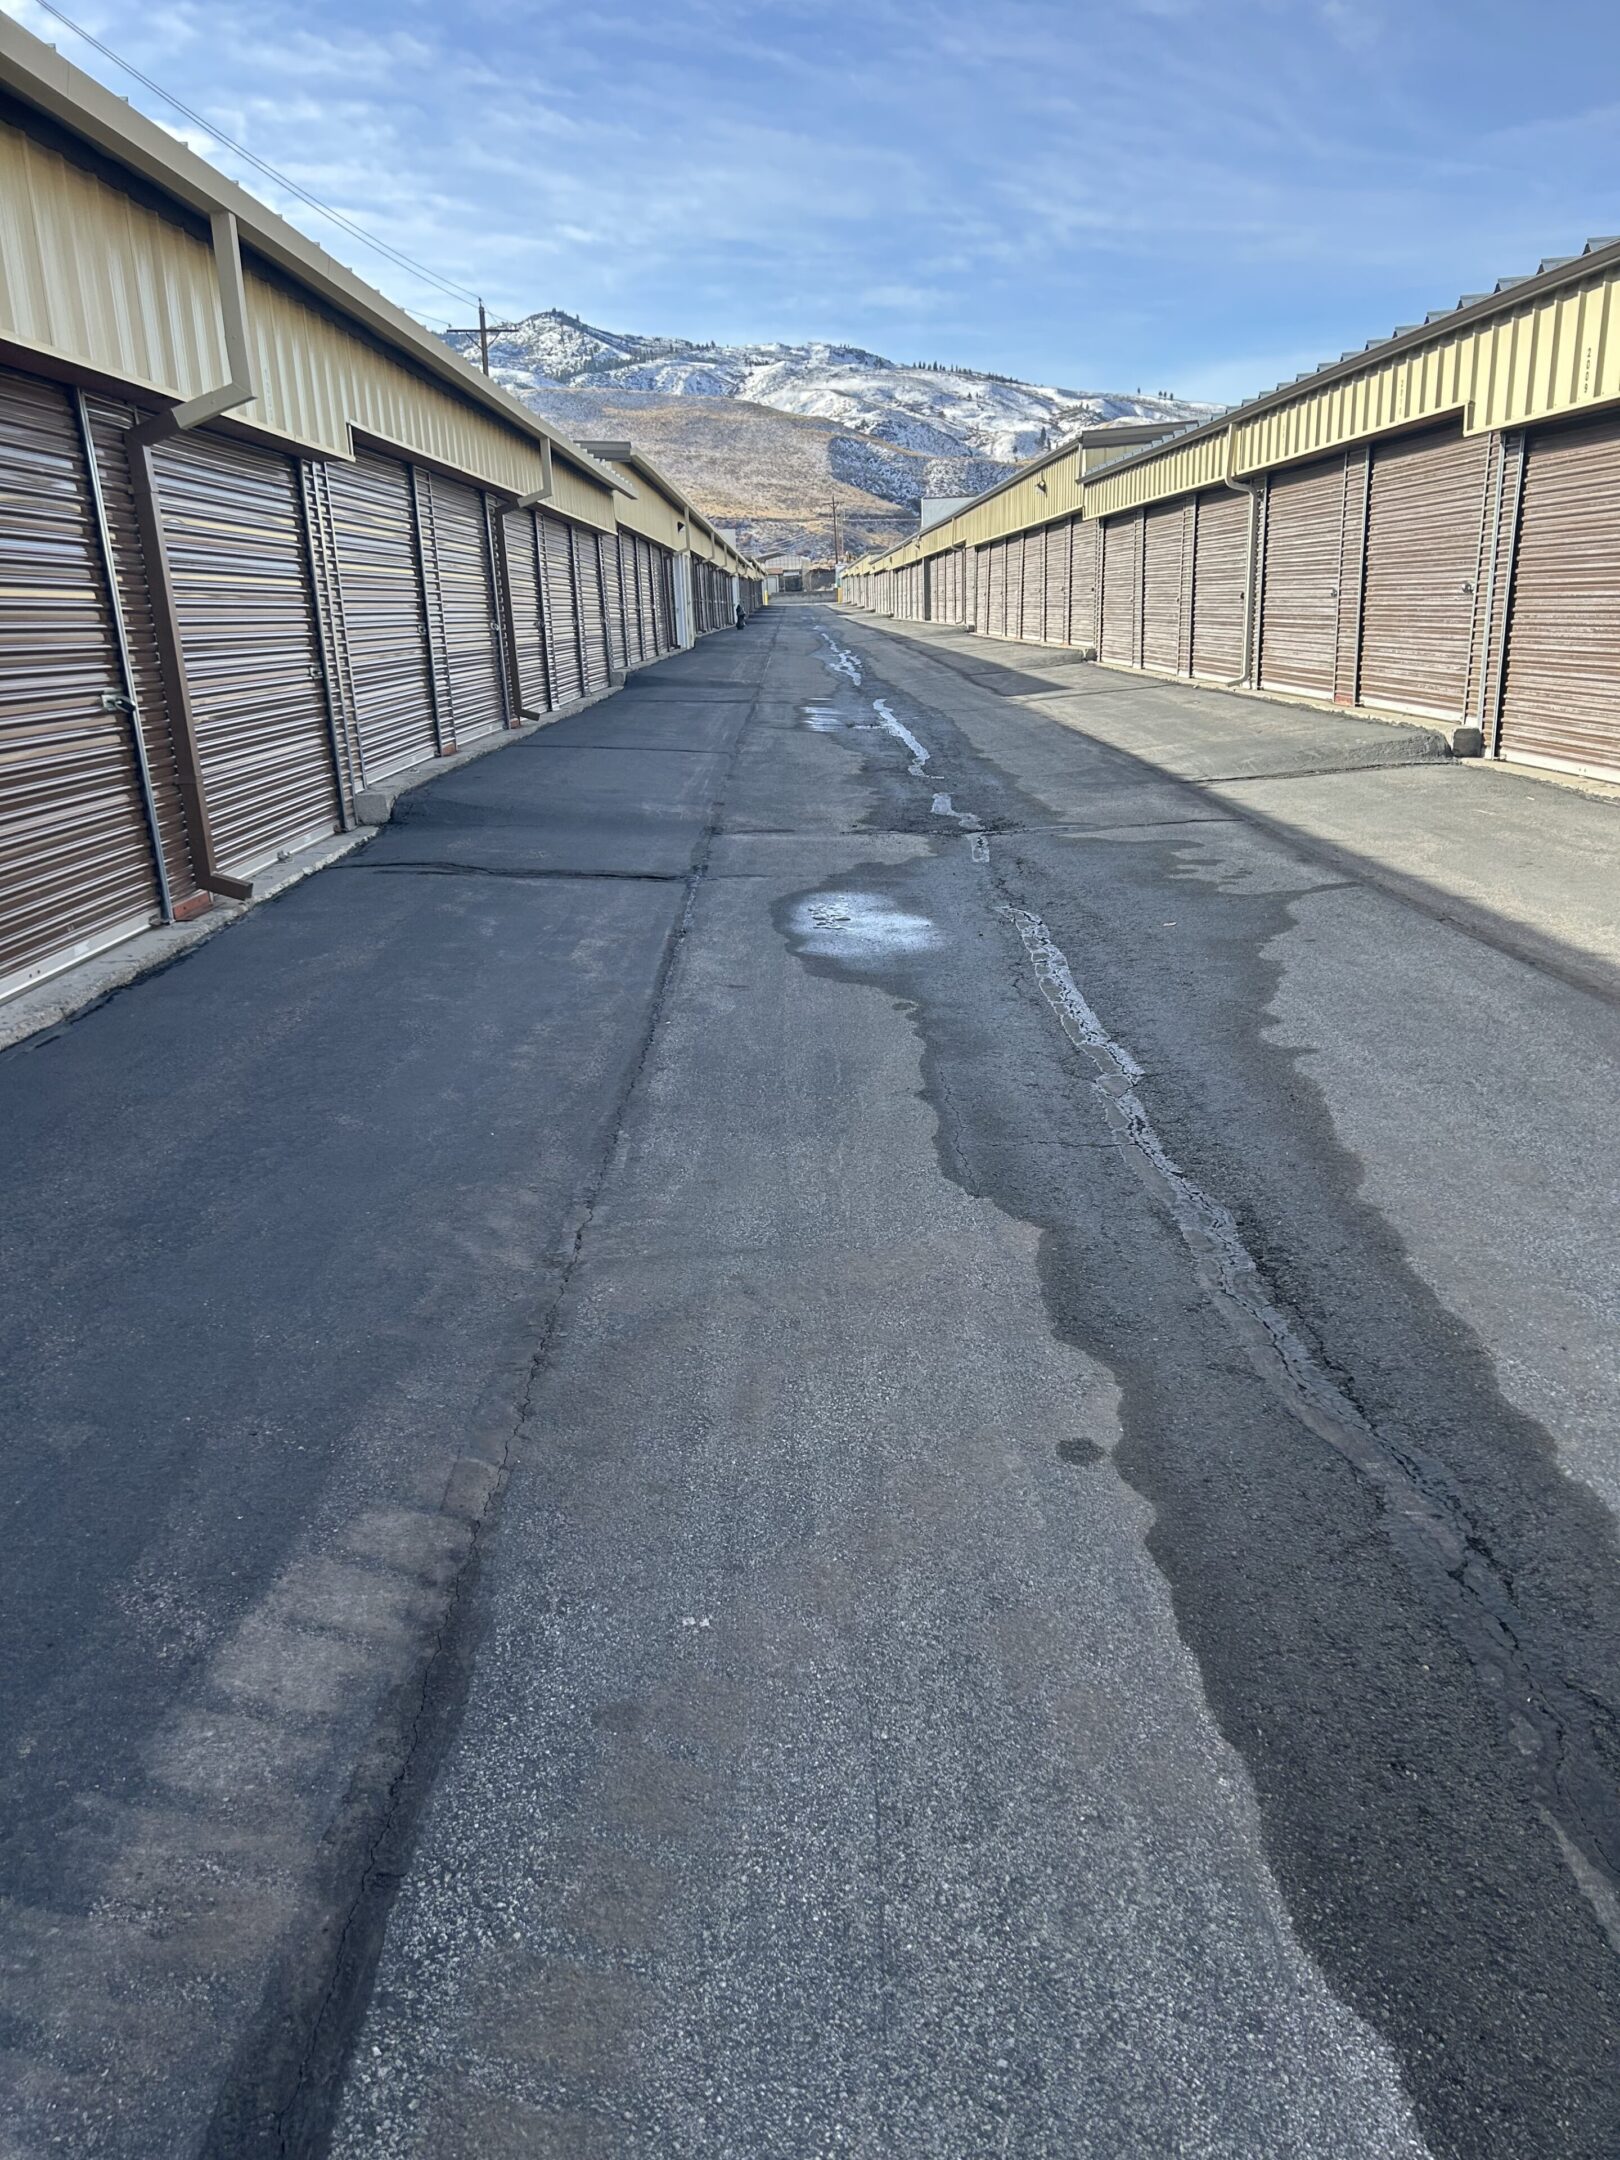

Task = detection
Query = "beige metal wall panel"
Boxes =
[1080,431,1230,520]
[1070,520,1099,648]
[612,481,683,550]
[0,123,225,404]
[0,120,626,516]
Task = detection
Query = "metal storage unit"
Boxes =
[1100,513,1140,666]
[501,508,549,715]
[1028,531,1054,639]
[1044,522,1072,643]
[1189,489,1250,683]
[1257,455,1345,698]
[1005,536,1025,641]
[987,543,1007,638]
[540,513,584,704]
[1497,412,1620,779]
[85,395,194,903]
[572,525,610,692]
[1141,501,1187,675]
[600,532,627,675]
[0,366,168,997]
[618,533,644,665]
[1071,520,1099,648]
[323,449,439,778]
[152,427,341,878]
[420,471,506,742]
[1359,424,1491,720]
[651,544,673,651]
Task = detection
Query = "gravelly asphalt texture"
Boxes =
[2,602,1618,2158]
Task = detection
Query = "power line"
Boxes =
[23,0,485,311]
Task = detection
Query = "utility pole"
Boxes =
[445,302,526,374]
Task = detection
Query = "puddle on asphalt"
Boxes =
[785,890,940,961]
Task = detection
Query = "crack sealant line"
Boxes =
[263,611,780,2155]
[1001,887,1620,1937]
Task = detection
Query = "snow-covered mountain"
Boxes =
[450,310,1216,466]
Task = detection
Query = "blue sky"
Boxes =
[8,0,1620,403]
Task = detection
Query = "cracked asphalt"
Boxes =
[2,600,1618,2157]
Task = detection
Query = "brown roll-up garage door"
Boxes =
[1190,488,1249,682]
[600,530,627,674]
[651,544,674,652]
[572,526,610,692]
[324,449,439,780]
[1141,502,1187,676]
[1258,455,1345,698]
[1101,514,1139,667]
[987,543,1007,638]
[1359,424,1490,720]
[1005,538,1025,641]
[618,534,644,665]
[0,368,167,998]
[501,509,549,715]
[1044,523,1072,644]
[153,429,340,879]
[1071,521,1099,648]
[1498,412,1620,780]
[421,472,506,743]
[540,514,584,704]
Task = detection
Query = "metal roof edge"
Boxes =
[1071,232,1620,493]
[0,14,632,497]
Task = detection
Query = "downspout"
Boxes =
[515,437,554,509]
[1221,422,1264,689]
[127,211,260,899]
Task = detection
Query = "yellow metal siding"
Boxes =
[613,478,684,549]
[1081,432,1230,519]
[0,124,224,400]
[0,116,621,516]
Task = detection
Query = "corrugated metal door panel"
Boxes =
[1359,424,1491,720]
[1071,521,1099,648]
[153,428,340,879]
[1100,514,1138,666]
[1498,412,1620,779]
[0,367,164,997]
[987,543,1007,639]
[652,543,673,653]
[1005,537,1024,642]
[637,539,658,653]
[301,462,363,804]
[1334,447,1371,705]
[426,472,505,741]
[540,514,584,704]
[502,508,549,715]
[572,525,610,692]
[1141,501,1186,675]
[600,530,626,674]
[1190,488,1249,683]
[413,468,454,745]
[1045,521,1071,643]
[84,396,197,902]
[324,449,438,779]
[618,534,643,665]
[1258,455,1345,698]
